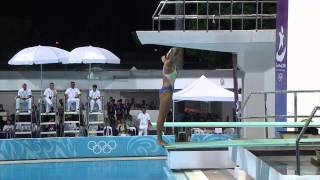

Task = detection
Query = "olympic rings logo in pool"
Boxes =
[87,140,117,154]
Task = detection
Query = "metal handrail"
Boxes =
[157,0,169,32]
[154,14,276,20]
[241,90,320,116]
[152,0,276,31]
[158,1,276,4]
[295,106,320,175]
[239,90,320,138]
[239,115,320,120]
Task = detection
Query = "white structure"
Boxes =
[286,1,320,119]
[173,75,241,102]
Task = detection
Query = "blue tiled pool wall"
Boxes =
[0,135,175,161]
[0,134,238,161]
[0,160,175,180]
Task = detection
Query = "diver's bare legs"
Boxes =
[157,92,172,145]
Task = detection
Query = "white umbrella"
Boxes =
[8,45,70,108]
[62,45,120,89]
[9,46,69,65]
[62,45,120,64]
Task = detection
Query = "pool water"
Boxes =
[0,159,175,180]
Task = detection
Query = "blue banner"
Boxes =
[0,136,175,161]
[275,0,288,136]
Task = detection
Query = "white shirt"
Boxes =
[65,88,80,99]
[44,88,56,98]
[138,112,150,129]
[18,88,32,98]
[89,89,101,99]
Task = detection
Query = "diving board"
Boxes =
[165,138,320,150]
[152,122,320,128]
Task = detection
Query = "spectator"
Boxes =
[57,99,64,136]
[123,99,131,117]
[137,107,151,136]
[141,100,146,108]
[125,114,135,129]
[0,104,5,112]
[2,120,14,133]
[130,97,136,109]
[148,101,156,110]
[117,118,129,136]
[182,110,191,122]
[0,104,5,130]
[107,97,113,106]
[115,99,124,120]
[107,98,116,125]
[58,99,64,111]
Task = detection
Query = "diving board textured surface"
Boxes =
[0,136,174,161]
[153,122,320,127]
[165,138,320,150]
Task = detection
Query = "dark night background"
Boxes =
[0,0,233,70]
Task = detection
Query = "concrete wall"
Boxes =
[243,72,266,138]
[242,67,275,138]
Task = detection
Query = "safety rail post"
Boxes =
[241,2,244,30]
[264,93,268,138]
[294,92,297,122]
[196,1,199,30]
[295,106,320,175]
[230,0,233,31]
[218,2,221,30]
[255,0,259,31]
[157,0,169,32]
[183,0,186,31]
[260,1,264,29]
[206,0,209,31]
[152,2,163,30]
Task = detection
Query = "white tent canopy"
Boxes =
[173,75,241,102]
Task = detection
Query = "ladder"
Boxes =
[14,98,33,138]
[87,96,105,136]
[63,98,81,136]
[39,96,58,137]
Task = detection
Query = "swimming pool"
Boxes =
[0,158,175,180]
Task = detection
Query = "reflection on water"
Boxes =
[0,159,174,180]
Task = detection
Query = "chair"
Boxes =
[128,127,137,135]
[104,126,113,136]
[192,128,204,134]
